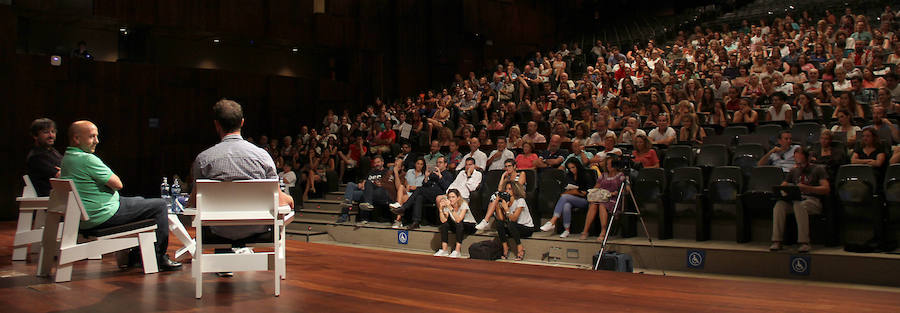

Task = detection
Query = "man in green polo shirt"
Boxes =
[60,120,181,271]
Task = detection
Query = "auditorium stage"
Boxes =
[1,222,898,312]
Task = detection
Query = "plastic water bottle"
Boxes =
[170,178,182,213]
[161,177,173,213]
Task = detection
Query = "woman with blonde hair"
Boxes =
[507,125,523,149]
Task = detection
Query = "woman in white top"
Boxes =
[765,92,793,125]
[794,93,820,121]
[434,189,477,258]
[476,159,527,231]
[831,109,862,146]
[832,68,852,92]
[492,181,533,260]
[391,157,426,228]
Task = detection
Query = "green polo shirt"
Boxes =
[60,147,119,229]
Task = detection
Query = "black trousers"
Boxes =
[94,196,169,258]
[439,219,476,244]
[399,184,443,223]
[361,180,392,221]
[495,221,534,245]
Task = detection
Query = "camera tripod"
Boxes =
[593,173,665,275]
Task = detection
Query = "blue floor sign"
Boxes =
[687,249,705,269]
[790,255,811,275]
[397,230,409,245]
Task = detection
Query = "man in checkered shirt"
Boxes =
[189,99,294,243]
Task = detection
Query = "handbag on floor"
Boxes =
[468,239,502,260]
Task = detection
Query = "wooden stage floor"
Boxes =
[0,222,898,312]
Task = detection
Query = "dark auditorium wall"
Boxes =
[0,0,564,219]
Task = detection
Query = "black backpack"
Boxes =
[468,239,502,260]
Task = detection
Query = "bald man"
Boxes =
[60,121,182,271]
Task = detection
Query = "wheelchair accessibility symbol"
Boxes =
[397,230,409,245]
[686,249,705,269]
[790,256,810,275]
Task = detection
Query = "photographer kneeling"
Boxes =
[491,181,533,260]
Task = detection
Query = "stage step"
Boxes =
[297,208,353,220]
[303,199,343,212]
[324,192,344,201]
[285,219,900,287]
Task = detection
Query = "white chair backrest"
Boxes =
[48,179,90,222]
[195,179,279,220]
[22,175,37,198]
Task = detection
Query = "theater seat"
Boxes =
[836,164,882,241]
[630,168,670,239]
[537,168,566,220]
[707,166,746,242]
[885,165,900,231]
[791,122,823,147]
[722,125,749,139]
[696,144,729,181]
[697,144,729,168]
[663,145,694,174]
[739,166,784,241]
[754,124,783,144]
[732,143,765,178]
[668,167,707,241]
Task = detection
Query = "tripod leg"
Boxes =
[594,181,626,270]
[628,188,667,276]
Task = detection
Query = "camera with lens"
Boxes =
[497,191,511,202]
[610,154,639,171]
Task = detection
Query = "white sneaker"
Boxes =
[232,247,254,254]
[448,250,460,258]
[389,202,401,209]
[433,249,449,257]
[392,221,402,229]
[475,220,490,230]
[539,221,555,232]
[559,230,570,238]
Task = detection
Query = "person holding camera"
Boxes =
[476,159,527,230]
[434,189,477,258]
[581,155,627,240]
[492,181,533,260]
[539,159,596,238]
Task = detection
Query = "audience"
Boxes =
[36,5,900,263]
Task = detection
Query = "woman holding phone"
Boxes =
[434,189,477,258]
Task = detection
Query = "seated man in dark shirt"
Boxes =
[535,135,569,169]
[391,156,455,230]
[337,155,394,224]
[770,147,830,253]
[26,118,62,197]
